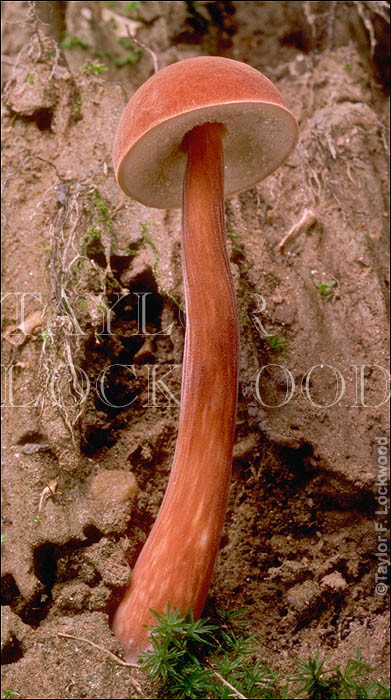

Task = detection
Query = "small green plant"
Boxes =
[73,99,83,113]
[86,228,102,241]
[115,38,142,68]
[83,228,104,258]
[343,63,352,72]
[26,74,35,84]
[123,243,141,257]
[61,35,89,50]
[94,49,114,60]
[314,278,337,298]
[266,333,287,351]
[81,61,108,76]
[140,606,281,699]
[32,516,41,525]
[76,298,87,310]
[103,275,121,290]
[83,189,112,257]
[227,231,245,255]
[41,329,52,350]
[118,38,136,51]
[290,649,390,699]
[93,189,111,225]
[1,689,19,699]
[139,607,390,699]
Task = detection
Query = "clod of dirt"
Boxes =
[267,559,311,584]
[320,571,348,593]
[4,60,57,117]
[52,581,92,614]
[287,579,321,616]
[87,469,138,535]
[82,539,131,589]
[89,469,138,505]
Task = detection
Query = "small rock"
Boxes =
[21,442,51,455]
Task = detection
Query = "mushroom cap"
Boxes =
[113,56,298,209]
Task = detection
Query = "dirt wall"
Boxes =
[1,2,390,698]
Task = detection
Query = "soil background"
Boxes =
[1,2,390,698]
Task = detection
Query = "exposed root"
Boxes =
[126,26,159,74]
[57,632,139,668]
[39,179,92,446]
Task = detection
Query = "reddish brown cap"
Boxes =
[113,56,298,209]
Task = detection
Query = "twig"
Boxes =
[38,480,57,513]
[57,632,138,667]
[278,208,317,253]
[126,25,158,73]
[211,669,247,699]
[57,632,138,669]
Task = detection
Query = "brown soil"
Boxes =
[1,2,390,698]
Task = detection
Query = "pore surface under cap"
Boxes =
[113,56,299,209]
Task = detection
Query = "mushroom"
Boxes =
[111,56,298,662]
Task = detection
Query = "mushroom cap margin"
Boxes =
[113,56,299,209]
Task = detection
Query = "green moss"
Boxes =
[140,606,390,699]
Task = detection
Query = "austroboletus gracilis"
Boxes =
[111,56,298,662]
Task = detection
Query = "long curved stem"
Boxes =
[112,122,239,663]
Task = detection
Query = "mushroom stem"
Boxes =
[112,122,239,663]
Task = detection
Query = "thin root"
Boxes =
[57,632,139,668]
[126,25,159,73]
